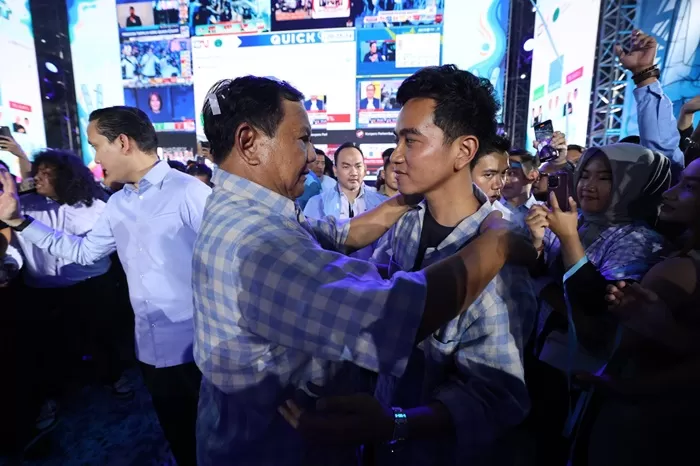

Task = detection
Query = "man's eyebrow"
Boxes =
[394,127,422,138]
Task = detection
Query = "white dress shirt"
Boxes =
[17,193,111,288]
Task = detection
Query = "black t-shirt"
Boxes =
[412,208,456,271]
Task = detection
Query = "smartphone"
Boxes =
[0,126,11,138]
[533,120,559,163]
[201,141,210,150]
[548,171,572,212]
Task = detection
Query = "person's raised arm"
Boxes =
[616,30,685,180]
[239,210,533,379]
[0,135,32,180]
[306,194,418,252]
[0,171,117,265]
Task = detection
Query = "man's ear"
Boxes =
[117,134,131,154]
[235,123,262,166]
[454,135,479,171]
[333,165,338,177]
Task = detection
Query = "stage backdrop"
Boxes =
[0,0,47,177]
[621,0,700,139]
[67,0,510,174]
[526,0,602,149]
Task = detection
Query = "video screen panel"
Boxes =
[191,0,271,36]
[356,25,441,76]
[117,0,189,39]
[355,0,444,28]
[68,0,511,162]
[526,0,601,147]
[192,29,357,135]
[356,78,403,129]
[0,0,47,177]
[272,0,363,31]
[121,37,193,85]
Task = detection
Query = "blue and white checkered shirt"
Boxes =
[370,187,538,465]
[193,169,429,466]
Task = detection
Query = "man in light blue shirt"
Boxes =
[500,148,544,231]
[305,143,387,259]
[0,106,210,466]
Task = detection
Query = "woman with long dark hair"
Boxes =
[4,148,130,452]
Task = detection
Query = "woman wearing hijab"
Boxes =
[580,157,700,466]
[523,144,672,464]
[527,144,671,340]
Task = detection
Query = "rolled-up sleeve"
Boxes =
[18,203,117,266]
[432,269,533,455]
[634,81,685,181]
[237,228,427,378]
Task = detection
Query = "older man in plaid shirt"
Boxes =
[190,75,535,466]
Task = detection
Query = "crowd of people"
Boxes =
[0,29,699,466]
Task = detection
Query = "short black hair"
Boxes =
[314,147,326,157]
[187,163,213,180]
[89,106,158,154]
[619,135,641,145]
[567,144,585,152]
[396,65,500,148]
[381,148,394,167]
[31,149,103,206]
[470,134,511,169]
[509,148,540,174]
[333,142,364,165]
[167,160,187,172]
[201,76,305,165]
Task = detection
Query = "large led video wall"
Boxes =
[526,0,601,148]
[68,0,510,172]
[0,0,47,177]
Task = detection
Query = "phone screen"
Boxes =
[533,120,554,145]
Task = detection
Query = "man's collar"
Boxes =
[212,168,297,220]
[124,161,169,194]
[336,183,365,200]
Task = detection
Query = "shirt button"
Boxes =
[138,195,143,200]
[140,274,144,278]
[151,324,156,328]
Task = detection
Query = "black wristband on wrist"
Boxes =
[10,216,33,232]
[632,66,660,85]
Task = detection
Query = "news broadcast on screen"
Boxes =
[58,0,512,172]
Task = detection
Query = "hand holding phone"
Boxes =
[545,188,579,240]
[547,171,571,212]
[533,120,560,163]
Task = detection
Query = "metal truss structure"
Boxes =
[587,0,638,147]
[504,0,535,149]
[30,0,81,153]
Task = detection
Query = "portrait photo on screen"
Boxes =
[303,94,327,112]
[190,0,271,36]
[124,85,195,131]
[357,79,403,128]
[121,38,192,84]
[271,0,362,31]
[356,0,443,28]
[117,1,155,29]
[360,40,395,63]
[117,0,187,38]
[303,93,328,128]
